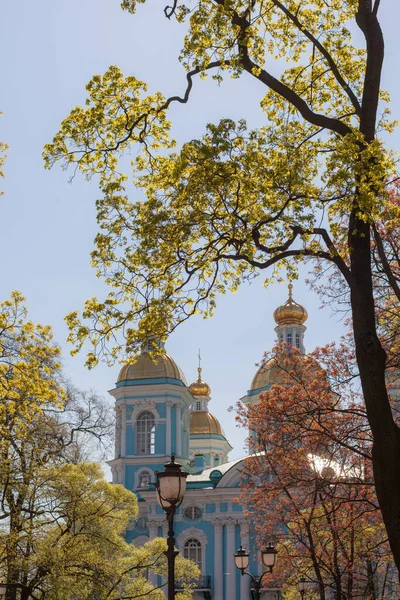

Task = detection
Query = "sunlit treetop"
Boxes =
[44,0,397,367]
[0,291,65,436]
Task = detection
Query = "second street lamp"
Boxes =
[234,543,278,600]
[155,455,188,600]
[297,577,309,599]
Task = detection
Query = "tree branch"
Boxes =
[372,223,400,302]
[271,0,362,116]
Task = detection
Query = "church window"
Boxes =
[138,470,152,488]
[184,506,202,520]
[136,517,147,529]
[136,411,155,455]
[184,538,202,572]
[196,401,201,411]
[295,332,300,349]
[287,329,292,345]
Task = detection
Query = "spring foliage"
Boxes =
[43,0,397,367]
[0,293,198,600]
[237,343,398,598]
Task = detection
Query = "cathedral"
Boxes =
[108,287,308,600]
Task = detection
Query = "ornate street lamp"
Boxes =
[297,577,308,599]
[234,543,278,600]
[155,455,188,600]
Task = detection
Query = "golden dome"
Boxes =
[189,367,211,397]
[117,352,187,385]
[250,354,322,391]
[190,411,223,435]
[273,284,308,325]
[250,358,286,391]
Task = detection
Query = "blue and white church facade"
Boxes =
[108,289,308,600]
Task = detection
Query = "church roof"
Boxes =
[250,357,286,391]
[190,411,224,436]
[187,456,245,484]
[117,352,187,385]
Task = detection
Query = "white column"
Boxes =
[213,519,223,600]
[121,403,127,456]
[240,525,251,600]
[176,405,182,456]
[226,519,237,600]
[147,521,158,587]
[166,402,171,456]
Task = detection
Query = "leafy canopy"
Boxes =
[0,291,65,437]
[44,0,396,366]
[0,461,199,600]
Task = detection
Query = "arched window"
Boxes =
[286,329,292,345]
[295,332,300,349]
[184,538,202,572]
[136,411,155,455]
[138,470,152,488]
[196,401,201,411]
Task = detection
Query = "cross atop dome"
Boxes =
[189,349,211,398]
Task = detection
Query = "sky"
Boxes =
[1,0,400,464]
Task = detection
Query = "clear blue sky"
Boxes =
[1,0,400,461]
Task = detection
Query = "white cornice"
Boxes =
[109,383,193,405]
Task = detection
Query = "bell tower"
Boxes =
[108,346,192,492]
[273,283,308,353]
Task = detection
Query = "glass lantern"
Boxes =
[234,546,250,571]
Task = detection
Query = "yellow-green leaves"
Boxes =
[3,461,198,600]
[46,0,395,368]
[43,66,174,185]
[0,291,65,440]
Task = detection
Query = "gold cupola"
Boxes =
[117,351,187,385]
[189,367,211,398]
[273,284,308,326]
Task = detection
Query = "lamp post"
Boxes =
[234,543,278,600]
[155,455,188,600]
[297,577,308,599]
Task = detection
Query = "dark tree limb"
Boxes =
[271,0,362,116]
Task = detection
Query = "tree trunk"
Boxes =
[349,215,400,576]
[366,557,376,600]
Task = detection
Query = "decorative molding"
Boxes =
[212,518,224,533]
[177,527,208,549]
[129,400,161,424]
[134,466,154,490]
[225,517,236,530]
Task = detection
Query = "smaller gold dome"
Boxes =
[273,284,308,326]
[190,411,223,435]
[189,367,211,397]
